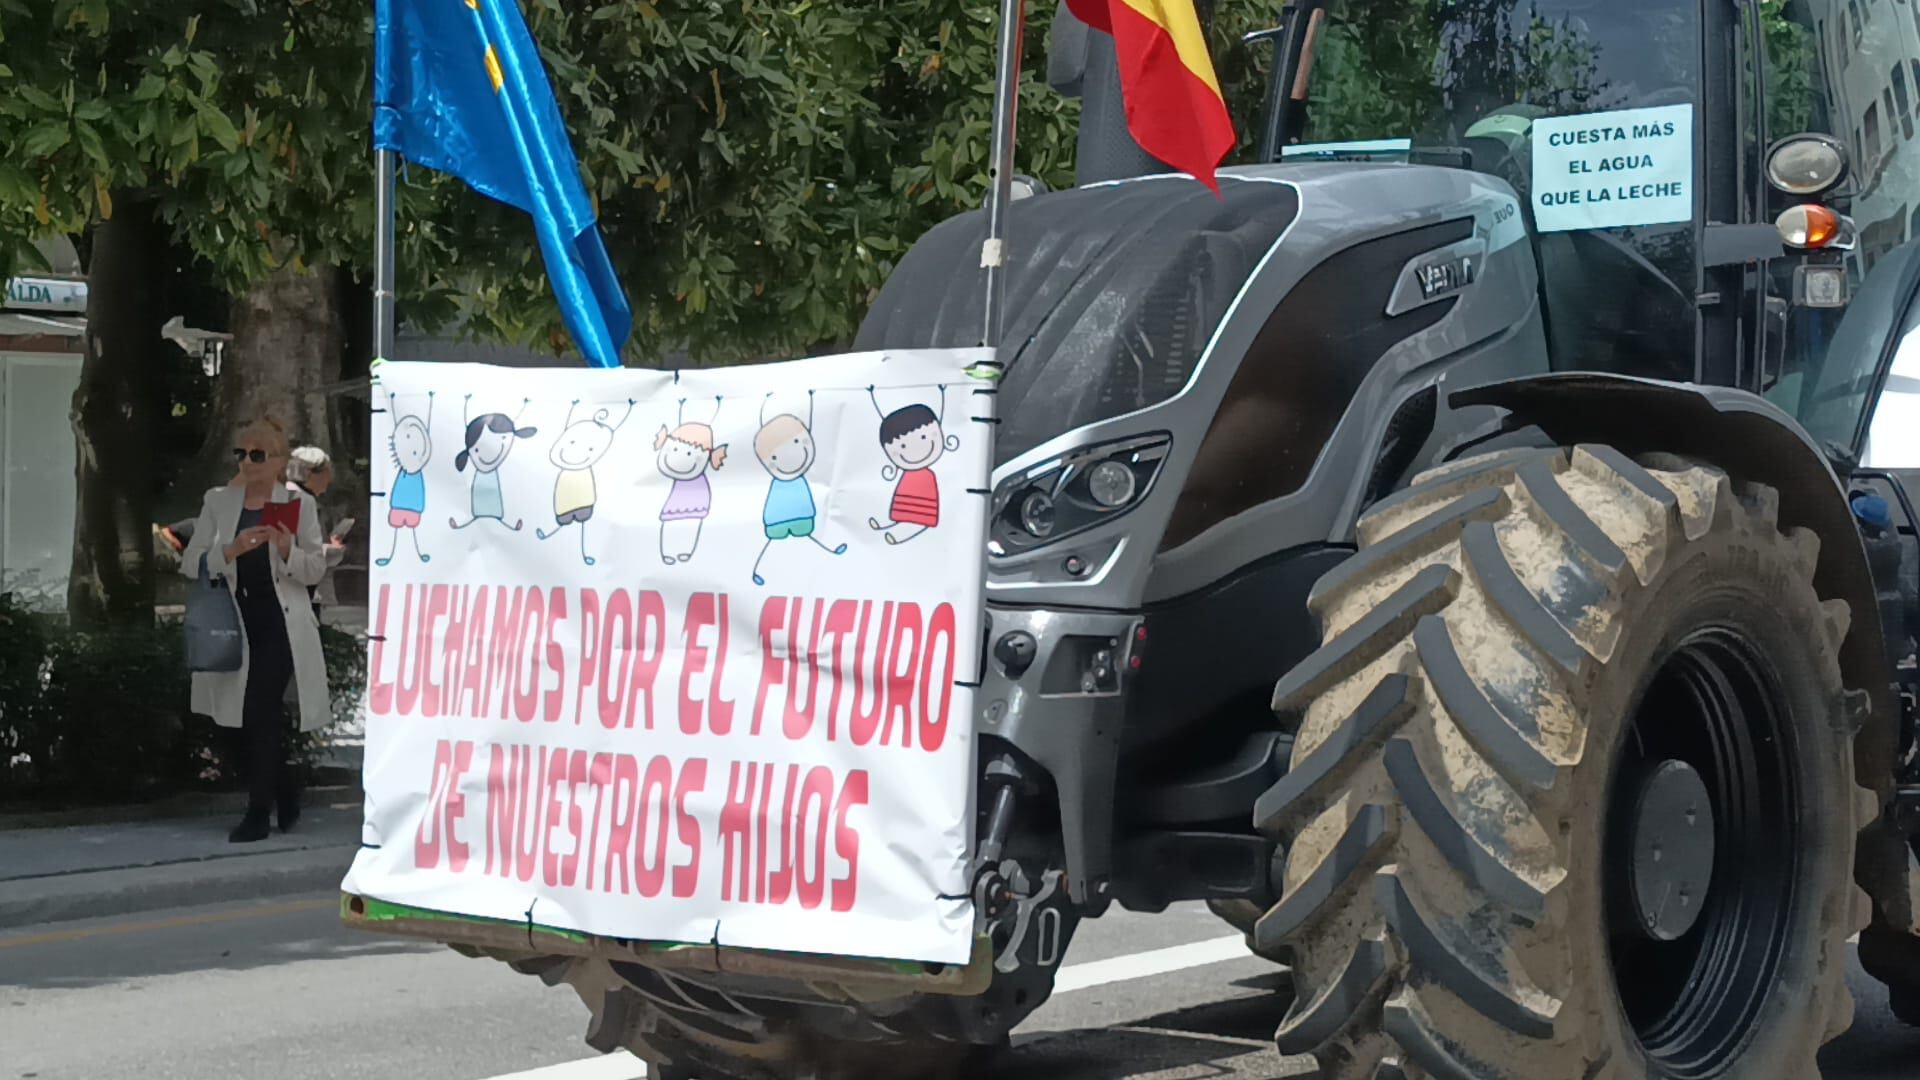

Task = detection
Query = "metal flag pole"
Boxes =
[980,0,1025,365]
[373,148,398,362]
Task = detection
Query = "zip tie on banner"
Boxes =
[366,634,387,642]
[966,487,991,496]
[359,842,383,851]
[952,678,982,689]
[970,415,1001,426]
[370,491,388,498]
[971,388,997,397]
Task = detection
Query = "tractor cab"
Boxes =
[1267,0,1920,457]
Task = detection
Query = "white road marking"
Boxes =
[1052,934,1251,994]
[477,1053,648,1080]
[477,933,1253,1080]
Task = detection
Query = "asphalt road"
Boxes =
[4,895,1918,1080]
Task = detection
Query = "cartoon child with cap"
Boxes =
[867,385,957,545]
[655,398,727,565]
[751,390,846,586]
[536,398,633,566]
[377,387,433,567]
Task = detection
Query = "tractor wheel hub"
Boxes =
[1625,759,1716,942]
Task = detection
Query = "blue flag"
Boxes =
[374,0,632,368]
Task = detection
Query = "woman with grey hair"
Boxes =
[286,446,347,619]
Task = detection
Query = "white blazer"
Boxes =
[179,483,332,732]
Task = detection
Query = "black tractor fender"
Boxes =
[1451,372,1911,926]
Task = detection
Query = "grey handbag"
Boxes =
[186,553,244,673]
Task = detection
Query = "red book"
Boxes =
[260,500,301,536]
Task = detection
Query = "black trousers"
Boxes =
[236,582,297,814]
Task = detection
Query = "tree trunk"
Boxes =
[68,199,168,627]
[202,262,346,476]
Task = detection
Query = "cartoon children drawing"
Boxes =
[867,384,958,545]
[751,390,846,586]
[450,394,537,532]
[536,398,634,566]
[654,397,727,565]
[377,387,433,567]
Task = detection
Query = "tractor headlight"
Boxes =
[1766,133,1848,197]
[1086,460,1138,508]
[989,433,1171,556]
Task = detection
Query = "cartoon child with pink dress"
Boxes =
[867,385,958,545]
[654,402,727,565]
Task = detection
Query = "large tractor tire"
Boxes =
[1255,446,1875,1078]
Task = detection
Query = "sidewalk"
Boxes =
[0,790,364,930]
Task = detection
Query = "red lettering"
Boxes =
[461,586,490,717]
[512,747,543,882]
[823,599,857,741]
[418,584,449,717]
[766,764,800,905]
[783,600,825,740]
[719,761,757,901]
[918,604,957,753]
[603,754,640,894]
[561,749,588,887]
[581,752,614,890]
[882,602,922,747]
[488,588,527,717]
[796,766,834,909]
[576,588,602,727]
[396,585,423,716]
[369,584,396,715]
[541,748,568,887]
[680,593,717,735]
[709,594,737,735]
[625,591,666,729]
[415,739,454,868]
[445,739,473,871]
[753,762,774,902]
[597,590,633,729]
[832,770,869,912]
[511,588,545,723]
[752,597,788,736]
[635,756,673,898]
[543,587,568,722]
[850,602,892,745]
[673,759,707,899]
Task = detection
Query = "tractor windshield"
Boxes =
[1760,0,1920,461]
[1283,0,1703,379]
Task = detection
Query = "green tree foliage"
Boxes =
[0,0,1088,362]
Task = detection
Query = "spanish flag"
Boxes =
[1064,0,1236,190]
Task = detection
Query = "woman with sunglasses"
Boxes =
[179,417,332,842]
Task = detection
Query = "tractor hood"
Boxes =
[853,173,1300,464]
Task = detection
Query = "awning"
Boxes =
[0,312,85,338]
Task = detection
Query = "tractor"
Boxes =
[366,0,1920,1075]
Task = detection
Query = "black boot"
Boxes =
[277,790,301,833]
[229,809,271,843]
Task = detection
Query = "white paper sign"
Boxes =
[340,348,993,965]
[1530,104,1694,233]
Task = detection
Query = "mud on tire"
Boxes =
[1255,445,1875,1078]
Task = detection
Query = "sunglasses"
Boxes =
[232,448,273,464]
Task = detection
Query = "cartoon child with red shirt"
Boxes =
[867,385,959,545]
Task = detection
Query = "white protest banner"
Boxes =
[1530,103,1694,233]
[341,348,993,965]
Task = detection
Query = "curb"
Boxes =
[0,843,356,930]
[0,782,362,831]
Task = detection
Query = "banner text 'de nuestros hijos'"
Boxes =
[341,349,993,964]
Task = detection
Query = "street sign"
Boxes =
[4,276,87,314]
